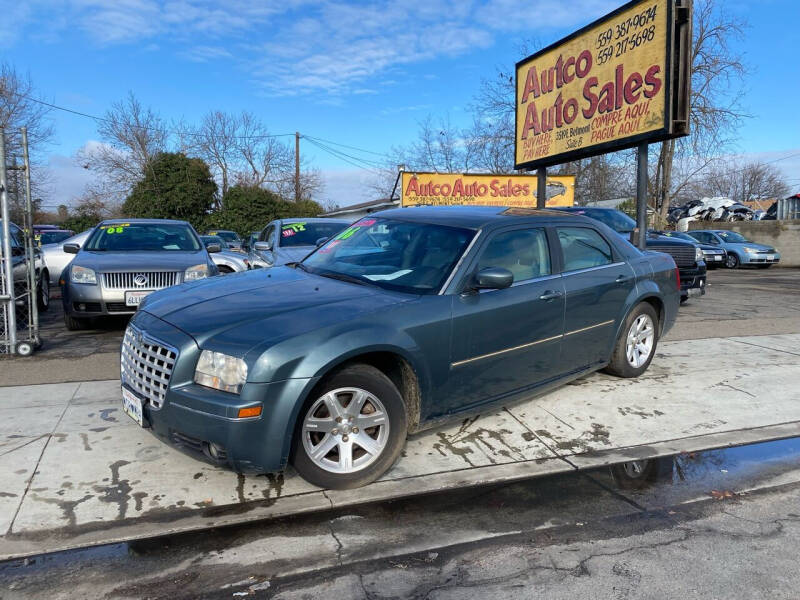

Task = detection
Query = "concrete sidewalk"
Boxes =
[1,333,799,560]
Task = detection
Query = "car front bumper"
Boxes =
[122,310,318,473]
[740,252,781,265]
[62,281,139,316]
[679,263,707,299]
[702,251,726,266]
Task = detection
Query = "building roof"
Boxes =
[370,205,576,229]
[321,198,399,217]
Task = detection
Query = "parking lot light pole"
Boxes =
[0,128,18,353]
[636,143,648,250]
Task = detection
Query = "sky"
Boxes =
[2,0,799,210]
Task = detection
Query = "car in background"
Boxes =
[123,206,679,489]
[250,218,351,268]
[687,230,780,269]
[35,229,74,247]
[654,230,727,268]
[553,207,706,303]
[61,219,218,330]
[243,231,260,252]
[199,235,250,273]
[0,221,50,312]
[41,229,94,286]
[205,229,243,251]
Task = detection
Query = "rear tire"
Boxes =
[604,302,659,378]
[291,364,407,489]
[64,313,88,331]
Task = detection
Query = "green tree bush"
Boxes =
[122,152,216,228]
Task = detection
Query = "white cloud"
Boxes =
[8,1,614,97]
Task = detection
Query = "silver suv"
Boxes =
[60,219,218,330]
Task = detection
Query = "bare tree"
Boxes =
[688,160,789,204]
[76,92,168,204]
[0,61,55,221]
[651,0,748,217]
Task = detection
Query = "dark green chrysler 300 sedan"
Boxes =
[121,206,680,489]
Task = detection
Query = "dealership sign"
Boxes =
[400,172,575,208]
[515,0,690,170]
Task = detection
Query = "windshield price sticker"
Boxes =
[282,223,306,231]
[335,227,360,241]
[101,223,131,234]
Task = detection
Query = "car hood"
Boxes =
[724,241,772,250]
[277,246,315,262]
[139,266,411,355]
[74,250,210,271]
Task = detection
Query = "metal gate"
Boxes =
[1,127,40,356]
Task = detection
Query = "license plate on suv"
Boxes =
[122,387,145,427]
[125,290,153,306]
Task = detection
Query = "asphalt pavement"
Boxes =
[1,268,799,386]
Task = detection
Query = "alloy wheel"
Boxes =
[302,387,390,474]
[625,314,655,368]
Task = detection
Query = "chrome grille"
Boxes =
[649,245,696,267]
[121,325,178,409]
[103,271,180,289]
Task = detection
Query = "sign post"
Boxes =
[636,143,648,249]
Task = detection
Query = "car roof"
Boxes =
[370,205,577,229]
[100,218,191,226]
[279,218,351,224]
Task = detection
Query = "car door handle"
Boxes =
[615,275,631,283]
[539,290,563,301]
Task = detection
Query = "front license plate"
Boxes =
[713,255,722,261]
[766,255,775,261]
[125,290,153,306]
[122,387,144,427]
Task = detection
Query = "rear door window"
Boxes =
[557,227,614,272]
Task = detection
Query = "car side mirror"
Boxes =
[474,267,514,290]
[64,243,80,254]
[315,237,329,247]
[206,243,221,253]
[254,241,272,252]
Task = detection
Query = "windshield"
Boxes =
[38,231,73,245]
[279,222,349,247]
[85,223,202,252]
[208,230,239,242]
[662,231,696,242]
[303,217,474,295]
[717,231,749,243]
[200,235,227,248]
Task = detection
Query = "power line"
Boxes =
[18,93,296,140]
[303,137,383,173]
[303,134,393,159]
[764,151,800,165]
[306,137,387,169]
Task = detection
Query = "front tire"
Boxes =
[604,302,659,378]
[725,253,740,269]
[37,274,50,312]
[64,313,88,331]
[291,364,407,489]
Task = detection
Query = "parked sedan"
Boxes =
[687,230,780,269]
[250,218,351,268]
[199,236,250,273]
[61,219,218,330]
[0,222,50,315]
[655,231,727,268]
[121,206,679,489]
[41,229,93,286]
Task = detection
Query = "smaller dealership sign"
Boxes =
[400,172,575,208]
[515,0,690,170]
[401,171,575,208]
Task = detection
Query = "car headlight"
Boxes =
[71,265,97,284]
[695,247,704,262]
[742,247,758,254]
[185,264,210,281]
[194,350,248,394]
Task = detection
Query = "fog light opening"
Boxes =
[78,303,86,311]
[206,442,225,460]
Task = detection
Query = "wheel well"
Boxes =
[330,352,422,432]
[640,296,665,335]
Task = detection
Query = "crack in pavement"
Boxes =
[5,383,82,535]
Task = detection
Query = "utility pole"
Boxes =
[295,132,300,203]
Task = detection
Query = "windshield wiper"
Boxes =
[289,262,309,272]
[316,270,371,287]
